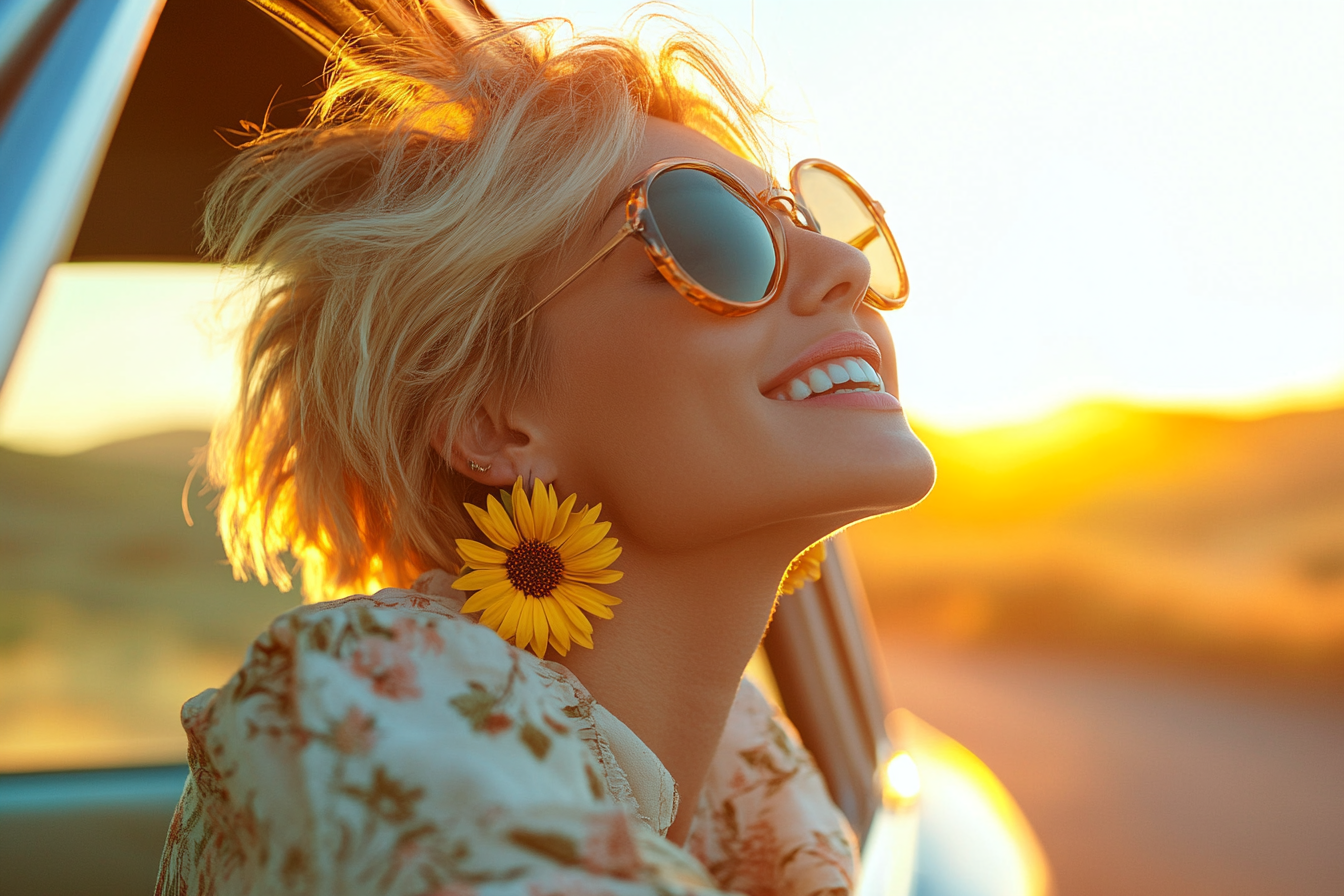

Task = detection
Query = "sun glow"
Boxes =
[0,263,244,455]
[882,750,922,806]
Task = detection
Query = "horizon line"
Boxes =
[4,385,1344,458]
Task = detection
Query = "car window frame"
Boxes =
[0,0,166,380]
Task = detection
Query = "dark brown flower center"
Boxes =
[506,538,565,598]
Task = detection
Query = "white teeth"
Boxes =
[772,356,884,400]
[826,363,850,384]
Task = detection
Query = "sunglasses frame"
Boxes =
[790,158,910,310]
[516,156,908,323]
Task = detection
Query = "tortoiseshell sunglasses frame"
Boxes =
[515,156,908,324]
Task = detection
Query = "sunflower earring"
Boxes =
[779,541,827,596]
[452,477,623,659]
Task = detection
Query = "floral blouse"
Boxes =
[156,570,858,895]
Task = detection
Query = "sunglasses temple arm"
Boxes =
[513,225,634,326]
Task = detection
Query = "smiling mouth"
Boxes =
[768,356,885,401]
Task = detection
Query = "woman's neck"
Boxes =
[555,532,791,844]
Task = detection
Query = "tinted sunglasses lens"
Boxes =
[794,166,903,306]
[645,167,776,304]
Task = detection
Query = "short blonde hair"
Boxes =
[204,10,773,602]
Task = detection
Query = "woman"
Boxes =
[157,8,934,894]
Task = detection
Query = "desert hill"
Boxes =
[0,431,291,769]
[851,402,1344,677]
[77,428,210,470]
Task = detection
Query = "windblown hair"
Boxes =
[204,8,772,602]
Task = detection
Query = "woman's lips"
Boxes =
[789,390,902,411]
[761,330,884,398]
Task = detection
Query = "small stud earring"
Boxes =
[467,460,492,473]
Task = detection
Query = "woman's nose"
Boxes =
[782,224,872,316]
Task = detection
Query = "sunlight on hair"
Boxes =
[410,100,475,140]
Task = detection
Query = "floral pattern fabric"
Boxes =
[156,573,858,895]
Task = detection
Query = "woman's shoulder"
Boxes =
[161,573,719,894]
[185,571,598,780]
[242,569,519,689]
[260,567,485,652]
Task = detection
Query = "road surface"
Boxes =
[881,639,1344,896]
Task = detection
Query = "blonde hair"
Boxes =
[204,9,773,602]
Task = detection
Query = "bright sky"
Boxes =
[0,265,243,453]
[1,0,1341,452]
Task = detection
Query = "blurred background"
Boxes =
[1,2,1341,894]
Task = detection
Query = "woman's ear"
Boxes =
[435,399,541,488]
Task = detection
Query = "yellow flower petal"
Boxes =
[515,595,535,650]
[553,593,594,648]
[564,545,622,573]
[531,479,555,543]
[566,568,624,585]
[512,477,535,540]
[780,541,827,595]
[571,581,622,606]
[479,590,516,630]
[587,537,620,556]
[460,579,515,615]
[549,493,577,544]
[484,495,520,549]
[541,596,571,653]
[498,592,527,641]
[553,503,593,548]
[548,634,570,656]
[452,567,509,592]
[466,501,517,550]
[559,520,612,559]
[555,582,618,619]
[554,594,594,635]
[569,625,594,649]
[455,538,508,567]
[530,599,549,657]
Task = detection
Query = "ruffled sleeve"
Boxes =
[155,589,717,895]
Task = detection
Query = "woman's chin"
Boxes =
[837,436,938,517]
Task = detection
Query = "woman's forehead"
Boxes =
[628,116,771,192]
[578,116,772,243]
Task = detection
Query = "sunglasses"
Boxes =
[516,157,909,322]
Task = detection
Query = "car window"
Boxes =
[0,0,327,771]
[0,263,295,771]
